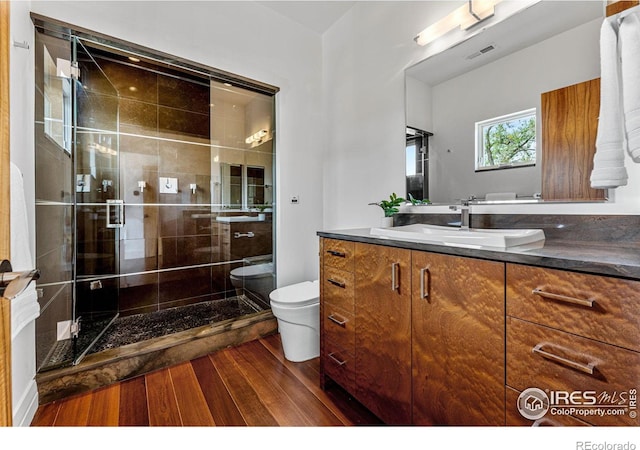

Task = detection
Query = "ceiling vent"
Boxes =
[466,44,497,60]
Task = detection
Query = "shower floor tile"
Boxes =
[38,295,266,371]
[91,296,265,353]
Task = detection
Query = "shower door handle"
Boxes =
[106,199,125,228]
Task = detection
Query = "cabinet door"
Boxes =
[355,243,412,425]
[412,252,505,425]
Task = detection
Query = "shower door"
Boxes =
[71,38,121,363]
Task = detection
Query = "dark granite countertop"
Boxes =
[317,227,640,281]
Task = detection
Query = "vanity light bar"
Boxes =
[415,0,501,46]
[245,129,269,145]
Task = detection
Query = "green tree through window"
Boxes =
[476,109,536,170]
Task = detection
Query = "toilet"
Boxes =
[229,262,274,304]
[269,280,320,362]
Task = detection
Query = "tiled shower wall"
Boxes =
[87,52,274,316]
[95,53,218,316]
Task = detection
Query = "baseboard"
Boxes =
[13,379,38,426]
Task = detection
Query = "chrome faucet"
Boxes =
[449,200,471,230]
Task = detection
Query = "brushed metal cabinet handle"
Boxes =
[420,267,430,299]
[328,352,347,366]
[532,343,596,375]
[391,262,399,291]
[328,314,346,327]
[532,418,561,427]
[327,278,346,288]
[532,289,595,308]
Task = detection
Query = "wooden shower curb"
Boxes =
[35,310,278,404]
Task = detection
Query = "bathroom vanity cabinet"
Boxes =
[319,238,505,425]
[319,234,640,426]
[320,239,412,424]
[505,264,640,427]
[411,252,505,425]
[354,243,411,425]
[220,220,272,261]
[320,238,357,394]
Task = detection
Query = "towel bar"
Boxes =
[0,269,40,300]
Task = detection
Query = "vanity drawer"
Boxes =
[323,338,356,393]
[506,387,590,427]
[322,238,355,272]
[323,304,355,351]
[507,317,639,426]
[323,267,355,313]
[506,264,640,352]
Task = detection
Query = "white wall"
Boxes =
[405,75,432,132]
[12,0,325,286]
[322,1,456,229]
[10,0,36,263]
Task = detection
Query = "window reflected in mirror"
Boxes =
[475,108,536,172]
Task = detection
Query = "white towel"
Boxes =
[10,162,33,271]
[591,18,628,189]
[485,192,516,201]
[620,12,640,162]
[11,283,39,339]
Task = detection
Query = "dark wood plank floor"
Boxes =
[30,333,382,427]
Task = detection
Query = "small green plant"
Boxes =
[254,202,270,212]
[369,193,406,217]
[408,193,431,205]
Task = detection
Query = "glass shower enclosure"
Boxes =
[34,20,277,370]
[72,38,121,362]
[36,31,121,366]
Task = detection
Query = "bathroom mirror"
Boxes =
[210,80,274,210]
[43,42,72,153]
[405,0,604,204]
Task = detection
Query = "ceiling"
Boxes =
[258,1,356,34]
[406,0,604,86]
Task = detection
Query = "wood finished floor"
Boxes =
[30,333,382,427]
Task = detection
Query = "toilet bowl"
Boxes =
[269,280,320,362]
[229,262,274,303]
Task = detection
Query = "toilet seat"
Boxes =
[269,280,319,307]
[230,262,273,280]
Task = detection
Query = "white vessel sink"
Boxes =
[370,224,545,249]
[216,215,261,222]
